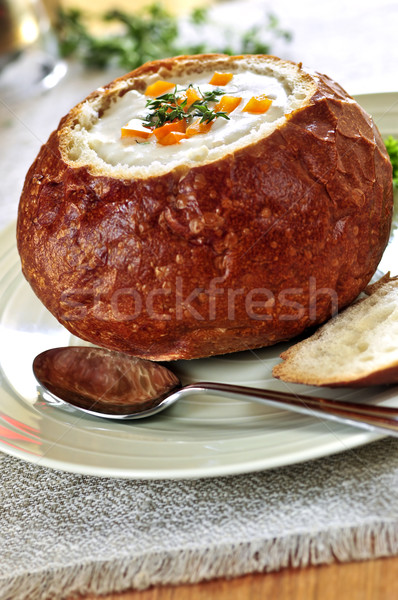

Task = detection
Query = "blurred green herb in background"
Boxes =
[55,3,292,71]
[384,136,398,233]
[385,136,398,188]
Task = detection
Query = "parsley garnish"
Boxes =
[143,86,229,129]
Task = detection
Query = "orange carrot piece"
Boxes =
[185,87,201,106]
[242,95,272,114]
[186,118,213,136]
[178,87,201,109]
[121,119,153,139]
[209,72,233,86]
[144,80,175,97]
[154,120,187,140]
[214,95,242,113]
[157,131,187,145]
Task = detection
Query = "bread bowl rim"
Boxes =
[58,53,319,180]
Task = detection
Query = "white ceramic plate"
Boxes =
[0,92,397,479]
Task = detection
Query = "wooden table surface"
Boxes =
[82,556,398,600]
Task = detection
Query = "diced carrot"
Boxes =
[185,87,201,107]
[242,95,272,114]
[209,72,233,86]
[144,80,175,97]
[157,131,187,145]
[214,95,242,113]
[178,87,201,110]
[154,120,187,140]
[186,118,213,136]
[121,119,153,139]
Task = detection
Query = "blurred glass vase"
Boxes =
[0,0,66,101]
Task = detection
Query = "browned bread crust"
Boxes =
[17,54,393,360]
[272,274,398,387]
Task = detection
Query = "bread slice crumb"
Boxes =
[272,274,398,387]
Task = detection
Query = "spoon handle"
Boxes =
[181,382,398,437]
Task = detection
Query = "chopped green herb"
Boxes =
[144,86,229,129]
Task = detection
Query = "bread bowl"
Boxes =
[17,54,393,360]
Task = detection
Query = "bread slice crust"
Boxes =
[273,274,398,386]
[17,54,393,360]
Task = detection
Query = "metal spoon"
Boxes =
[32,346,398,437]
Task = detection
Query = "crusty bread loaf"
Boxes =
[17,54,393,360]
[273,274,398,386]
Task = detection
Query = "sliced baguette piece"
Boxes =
[272,274,398,387]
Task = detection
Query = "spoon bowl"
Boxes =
[33,346,398,436]
[33,346,181,417]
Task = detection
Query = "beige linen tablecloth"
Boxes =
[0,439,397,599]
